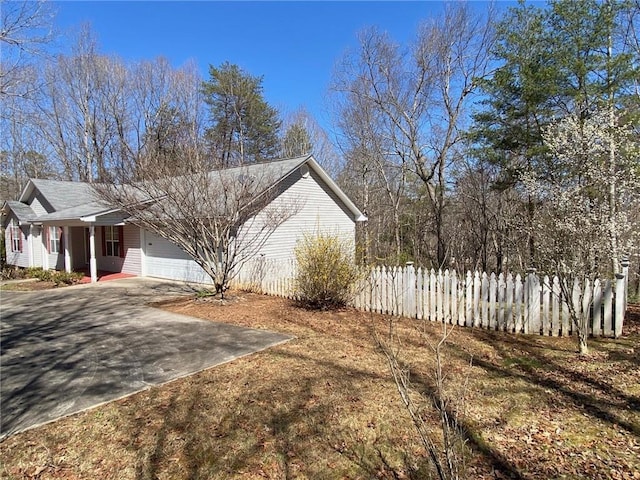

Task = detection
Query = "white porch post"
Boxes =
[89,224,97,283]
[28,224,34,267]
[43,225,49,271]
[63,226,72,273]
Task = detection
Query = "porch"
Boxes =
[42,224,139,283]
[77,269,137,284]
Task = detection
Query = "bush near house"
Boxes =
[29,268,83,286]
[1,266,28,281]
[294,232,360,310]
[1,267,82,286]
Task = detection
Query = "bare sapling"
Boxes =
[372,269,470,479]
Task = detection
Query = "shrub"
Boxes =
[294,232,360,310]
[52,270,83,286]
[26,267,52,281]
[1,267,28,281]
[23,267,82,285]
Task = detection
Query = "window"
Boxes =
[48,226,61,254]
[104,226,120,257]
[10,222,22,252]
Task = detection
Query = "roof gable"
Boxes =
[10,156,366,224]
[1,201,37,227]
[20,179,98,211]
[205,155,365,222]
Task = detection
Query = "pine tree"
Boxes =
[202,62,281,166]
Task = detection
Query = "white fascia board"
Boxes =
[305,156,368,222]
[17,180,35,203]
[80,207,125,223]
[80,217,126,227]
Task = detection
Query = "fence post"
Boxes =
[405,262,416,318]
[465,271,473,327]
[473,271,481,327]
[621,256,630,314]
[615,273,625,338]
[443,269,451,324]
[524,268,537,334]
[489,272,497,330]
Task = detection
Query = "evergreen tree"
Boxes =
[202,62,281,166]
[469,0,638,265]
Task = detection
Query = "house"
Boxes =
[2,155,366,284]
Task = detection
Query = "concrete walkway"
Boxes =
[0,278,291,439]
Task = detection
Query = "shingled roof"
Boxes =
[23,179,99,211]
[3,201,37,224]
[3,155,366,225]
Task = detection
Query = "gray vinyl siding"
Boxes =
[143,230,211,283]
[32,226,43,268]
[4,217,30,268]
[96,224,141,274]
[45,249,64,270]
[121,224,141,275]
[29,194,51,216]
[240,167,355,262]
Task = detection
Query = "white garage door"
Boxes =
[144,231,211,284]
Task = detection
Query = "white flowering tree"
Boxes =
[530,108,639,354]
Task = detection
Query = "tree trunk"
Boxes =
[578,333,589,356]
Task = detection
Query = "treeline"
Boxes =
[1,17,335,194]
[1,1,639,288]
[332,1,639,287]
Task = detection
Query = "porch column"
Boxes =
[64,226,72,273]
[28,224,34,267]
[43,225,49,270]
[89,224,97,283]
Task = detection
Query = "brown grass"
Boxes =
[1,293,639,480]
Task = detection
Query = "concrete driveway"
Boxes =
[0,278,291,439]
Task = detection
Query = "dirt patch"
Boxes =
[624,303,640,336]
[0,280,61,291]
[1,293,638,479]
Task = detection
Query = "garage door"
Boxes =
[144,231,211,284]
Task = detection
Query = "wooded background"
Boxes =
[2,0,639,293]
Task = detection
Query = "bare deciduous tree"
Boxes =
[281,107,344,178]
[333,3,495,267]
[374,276,470,480]
[96,155,299,297]
[0,0,55,98]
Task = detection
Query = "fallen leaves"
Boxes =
[1,293,638,480]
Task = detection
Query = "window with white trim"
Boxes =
[49,226,61,254]
[104,226,120,257]
[10,222,21,252]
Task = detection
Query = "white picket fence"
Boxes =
[232,258,629,338]
[233,257,298,298]
[354,265,627,338]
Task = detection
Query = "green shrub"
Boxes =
[52,270,83,286]
[25,267,52,281]
[294,232,360,310]
[23,267,82,285]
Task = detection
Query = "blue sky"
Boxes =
[53,1,498,132]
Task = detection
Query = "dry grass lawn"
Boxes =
[1,293,639,479]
